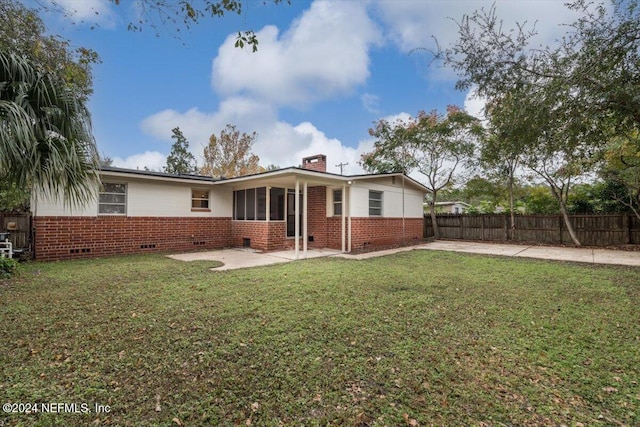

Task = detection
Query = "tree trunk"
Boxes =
[508,170,516,239]
[558,198,581,246]
[430,191,439,238]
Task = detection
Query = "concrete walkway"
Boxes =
[168,241,640,270]
[417,240,640,267]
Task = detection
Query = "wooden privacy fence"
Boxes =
[424,214,640,246]
[0,211,31,250]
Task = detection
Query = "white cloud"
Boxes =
[54,0,117,28]
[140,96,279,165]
[375,0,593,53]
[112,151,167,171]
[361,93,380,114]
[140,105,372,175]
[211,0,382,107]
[463,87,486,120]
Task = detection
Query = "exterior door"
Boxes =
[286,190,303,237]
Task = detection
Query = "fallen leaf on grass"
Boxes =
[602,386,618,393]
[403,413,419,426]
[172,418,183,426]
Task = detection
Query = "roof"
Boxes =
[98,165,429,193]
[433,201,472,207]
[100,166,218,183]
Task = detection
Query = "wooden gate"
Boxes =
[0,211,31,250]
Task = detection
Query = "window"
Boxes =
[333,189,342,216]
[256,187,267,220]
[369,190,383,216]
[234,189,245,220]
[191,189,209,209]
[269,187,285,221]
[233,187,285,221]
[246,188,256,220]
[99,183,126,215]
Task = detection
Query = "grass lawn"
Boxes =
[1,251,639,426]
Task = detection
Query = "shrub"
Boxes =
[0,257,18,278]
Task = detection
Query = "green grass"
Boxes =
[1,251,639,426]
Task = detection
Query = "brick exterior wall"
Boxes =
[327,217,424,252]
[231,221,288,251]
[33,216,231,261]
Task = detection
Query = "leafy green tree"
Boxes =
[165,127,197,174]
[0,52,99,207]
[0,181,30,211]
[442,0,640,244]
[0,0,99,101]
[362,107,482,237]
[201,124,261,178]
[524,186,559,214]
[599,133,640,218]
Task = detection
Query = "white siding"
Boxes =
[33,177,232,217]
[327,177,425,218]
[32,189,99,217]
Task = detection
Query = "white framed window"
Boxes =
[333,189,342,216]
[191,189,210,210]
[98,183,126,215]
[369,190,383,216]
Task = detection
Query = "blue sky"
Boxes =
[34,0,588,175]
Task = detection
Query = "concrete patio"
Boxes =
[168,241,640,270]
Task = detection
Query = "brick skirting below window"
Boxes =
[33,216,231,261]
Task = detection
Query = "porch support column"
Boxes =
[265,187,271,250]
[303,181,308,258]
[266,187,270,222]
[341,184,346,253]
[347,185,352,252]
[295,178,300,260]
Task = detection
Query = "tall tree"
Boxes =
[482,93,528,234]
[0,0,99,101]
[0,52,99,207]
[441,0,640,245]
[361,107,482,237]
[165,127,197,174]
[200,124,261,178]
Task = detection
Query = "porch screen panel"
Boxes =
[234,189,245,220]
[270,187,285,221]
[257,187,267,220]
[246,188,256,220]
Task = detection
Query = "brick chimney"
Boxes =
[301,154,327,172]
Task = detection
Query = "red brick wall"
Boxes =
[231,221,287,251]
[327,217,424,251]
[306,186,327,247]
[33,216,231,261]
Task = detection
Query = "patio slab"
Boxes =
[168,248,341,271]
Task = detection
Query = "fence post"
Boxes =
[623,214,630,244]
